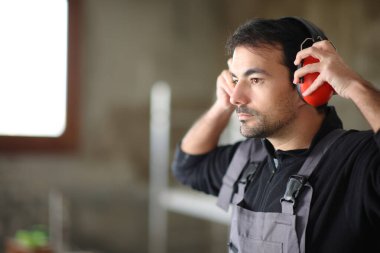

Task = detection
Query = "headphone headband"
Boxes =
[280,16,328,42]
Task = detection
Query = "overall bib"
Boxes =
[217,130,345,253]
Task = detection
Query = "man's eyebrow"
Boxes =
[231,68,271,78]
[244,68,271,77]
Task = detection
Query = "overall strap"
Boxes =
[217,138,266,211]
[281,128,346,253]
[298,129,346,177]
[281,128,346,212]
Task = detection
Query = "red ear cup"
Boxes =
[299,56,334,107]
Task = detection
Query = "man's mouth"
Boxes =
[237,113,253,121]
[236,106,257,121]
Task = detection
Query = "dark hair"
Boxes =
[226,17,327,83]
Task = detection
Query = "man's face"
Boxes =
[229,45,302,138]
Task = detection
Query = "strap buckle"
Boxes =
[281,175,307,204]
[227,242,239,253]
[238,162,259,184]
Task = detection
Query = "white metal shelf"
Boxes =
[148,82,241,253]
[159,188,231,225]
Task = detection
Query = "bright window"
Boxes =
[0,0,68,137]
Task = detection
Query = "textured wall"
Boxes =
[0,0,379,253]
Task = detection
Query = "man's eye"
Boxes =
[251,78,263,85]
[232,79,238,85]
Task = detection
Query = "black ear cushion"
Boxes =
[297,59,304,84]
[295,59,305,101]
[296,82,304,99]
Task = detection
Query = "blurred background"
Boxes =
[0,0,379,252]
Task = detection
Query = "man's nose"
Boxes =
[230,82,250,106]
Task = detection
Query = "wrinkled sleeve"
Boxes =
[355,130,380,232]
[171,141,241,196]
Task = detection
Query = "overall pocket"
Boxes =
[240,237,282,253]
[231,206,300,253]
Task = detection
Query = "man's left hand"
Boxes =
[293,40,364,100]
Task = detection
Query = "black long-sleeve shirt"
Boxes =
[172,107,380,253]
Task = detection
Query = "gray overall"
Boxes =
[217,129,345,253]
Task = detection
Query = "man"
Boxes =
[171,17,380,253]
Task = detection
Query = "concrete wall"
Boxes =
[0,0,379,252]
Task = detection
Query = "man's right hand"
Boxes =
[180,60,236,154]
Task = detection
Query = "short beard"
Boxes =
[237,105,296,139]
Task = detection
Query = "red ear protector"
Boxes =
[283,17,335,107]
[296,40,334,107]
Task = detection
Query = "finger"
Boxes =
[220,70,234,95]
[294,47,313,66]
[221,70,234,86]
[310,40,336,51]
[294,45,324,66]
[293,63,320,84]
[294,40,335,65]
[219,76,235,97]
[302,74,325,96]
[227,58,233,70]
[221,83,233,96]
